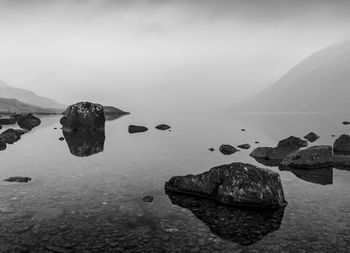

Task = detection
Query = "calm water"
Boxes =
[0,113,349,252]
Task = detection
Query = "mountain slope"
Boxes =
[228,40,350,113]
[0,98,62,114]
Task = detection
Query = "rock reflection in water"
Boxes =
[166,191,285,246]
[62,129,105,157]
[279,166,333,185]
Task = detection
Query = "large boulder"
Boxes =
[281,145,333,169]
[165,163,287,209]
[250,136,307,163]
[60,102,105,131]
[166,192,285,246]
[333,134,350,154]
[0,129,27,144]
[17,113,41,130]
[219,144,239,155]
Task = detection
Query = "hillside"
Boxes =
[0,97,62,114]
[228,40,350,113]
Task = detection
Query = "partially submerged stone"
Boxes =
[0,118,17,125]
[219,144,239,155]
[17,113,41,130]
[250,136,308,164]
[343,121,350,125]
[143,195,154,202]
[281,145,333,169]
[128,125,148,134]
[4,177,31,183]
[155,124,171,130]
[334,154,350,168]
[0,129,27,144]
[165,162,287,209]
[303,132,320,143]
[237,144,251,149]
[208,148,215,152]
[60,102,105,131]
[333,134,350,154]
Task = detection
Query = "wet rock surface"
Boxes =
[237,144,251,149]
[4,177,32,183]
[17,113,41,130]
[155,124,171,131]
[166,192,285,246]
[333,134,350,154]
[165,163,287,209]
[60,102,105,131]
[281,145,333,169]
[304,132,320,142]
[250,136,308,165]
[128,125,148,134]
[63,129,105,157]
[219,144,239,155]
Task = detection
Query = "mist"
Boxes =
[0,0,350,112]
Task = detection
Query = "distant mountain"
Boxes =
[0,80,66,109]
[0,97,62,114]
[228,40,350,113]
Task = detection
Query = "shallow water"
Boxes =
[0,113,349,252]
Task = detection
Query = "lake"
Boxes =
[0,112,349,252]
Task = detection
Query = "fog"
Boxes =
[0,0,350,112]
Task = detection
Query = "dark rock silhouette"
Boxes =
[304,132,320,142]
[166,192,285,246]
[0,117,17,125]
[17,113,41,130]
[250,136,308,165]
[165,163,287,209]
[4,177,31,183]
[333,134,350,154]
[334,154,350,169]
[219,144,239,155]
[60,102,105,131]
[103,106,130,121]
[63,129,105,157]
[343,121,350,125]
[237,144,251,149]
[281,145,333,169]
[143,196,154,202]
[155,124,171,130]
[208,148,215,152]
[0,129,27,145]
[58,137,64,141]
[279,166,333,185]
[128,125,148,134]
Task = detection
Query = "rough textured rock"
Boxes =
[4,177,31,183]
[281,145,333,169]
[60,102,105,131]
[166,192,285,246]
[334,154,350,168]
[128,125,148,134]
[333,134,350,154]
[237,144,251,149]
[250,136,308,164]
[17,113,41,130]
[142,196,154,202]
[303,132,320,142]
[155,124,171,130]
[63,129,105,157]
[165,162,287,209]
[219,145,239,155]
[0,129,27,144]
[0,118,17,125]
[0,140,6,151]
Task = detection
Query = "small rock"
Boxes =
[143,195,154,202]
[17,113,41,130]
[255,141,260,144]
[241,129,246,131]
[128,125,148,134]
[334,134,350,154]
[303,132,320,142]
[219,144,239,155]
[155,124,171,130]
[59,137,65,141]
[208,148,215,152]
[342,121,350,125]
[4,177,32,183]
[237,144,251,149]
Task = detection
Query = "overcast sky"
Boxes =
[0,0,350,112]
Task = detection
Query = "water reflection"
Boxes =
[105,113,127,121]
[279,166,333,185]
[166,191,285,246]
[62,129,105,157]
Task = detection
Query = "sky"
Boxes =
[0,0,350,112]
